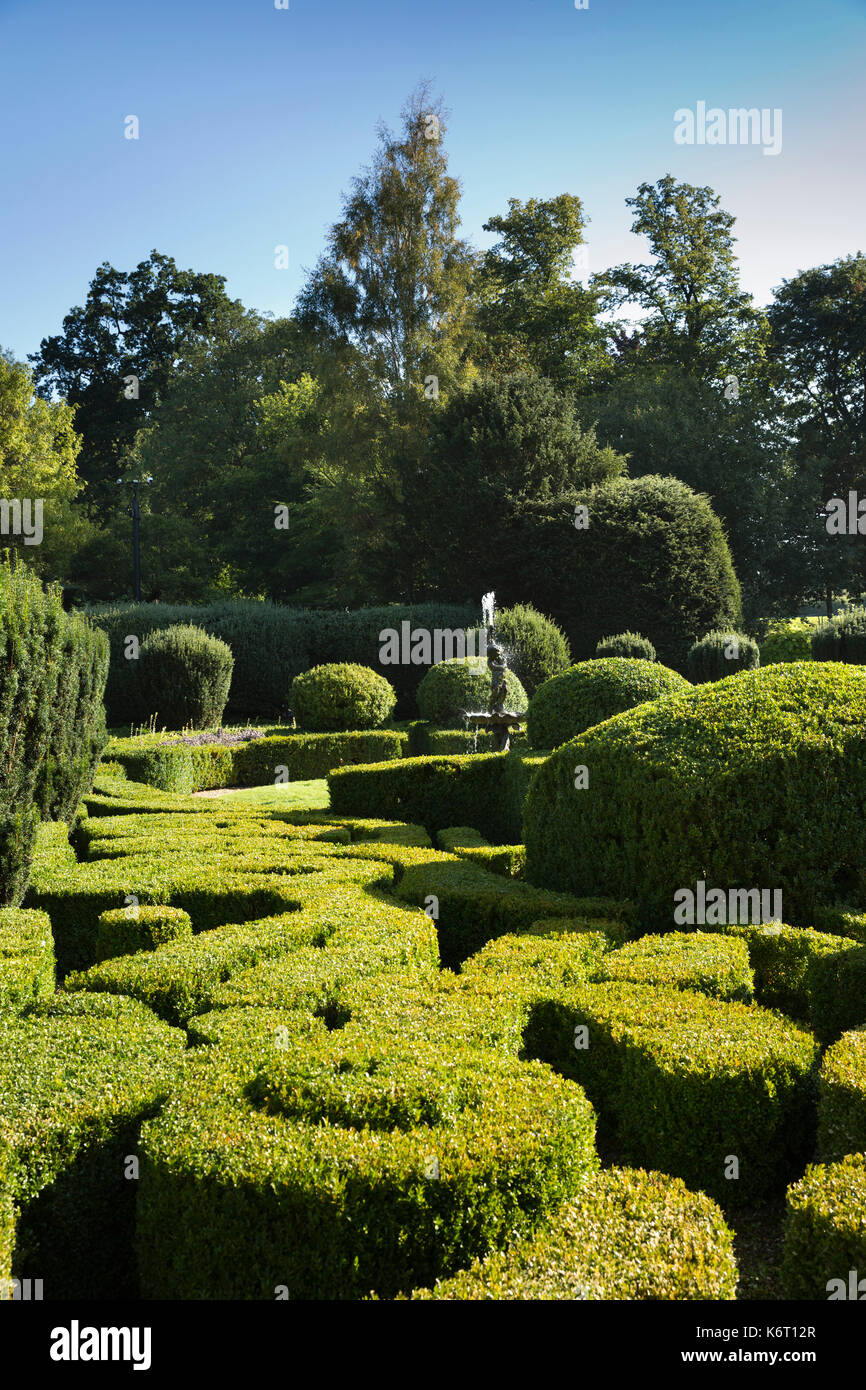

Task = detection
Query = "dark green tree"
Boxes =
[403,372,626,599]
[471,194,609,390]
[29,250,253,521]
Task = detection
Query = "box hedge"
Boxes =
[818,1029,866,1162]
[96,904,193,962]
[523,980,819,1205]
[525,663,866,932]
[0,908,55,1010]
[136,1023,598,1300]
[0,1001,184,1298]
[781,1155,866,1299]
[395,856,631,968]
[593,932,754,1003]
[328,750,543,843]
[526,658,690,751]
[411,1167,737,1301]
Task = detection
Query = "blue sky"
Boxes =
[1,0,864,362]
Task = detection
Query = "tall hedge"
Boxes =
[811,607,866,664]
[36,611,109,823]
[505,476,742,671]
[0,560,63,904]
[89,600,477,724]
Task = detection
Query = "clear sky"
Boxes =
[1,0,864,362]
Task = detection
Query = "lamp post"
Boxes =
[116,475,153,601]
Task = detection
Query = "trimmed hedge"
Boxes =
[818,1029,866,1162]
[714,922,855,1023]
[96,904,193,962]
[136,1022,598,1299]
[0,559,64,904]
[0,908,55,1010]
[526,658,690,751]
[759,618,812,666]
[90,600,477,723]
[807,942,866,1043]
[394,856,628,968]
[595,632,656,662]
[781,1155,866,1299]
[412,1167,737,1300]
[460,929,609,989]
[108,729,405,792]
[524,980,818,1204]
[687,629,760,683]
[525,664,866,931]
[328,750,543,844]
[811,606,866,663]
[70,882,438,1025]
[36,608,109,824]
[407,724,527,756]
[0,1002,184,1298]
[138,624,234,730]
[416,658,527,726]
[291,663,396,732]
[435,827,526,878]
[593,932,753,1002]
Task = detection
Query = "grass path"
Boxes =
[190,779,330,811]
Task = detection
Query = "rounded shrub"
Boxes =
[759,618,812,666]
[524,663,866,931]
[595,631,656,662]
[508,475,742,670]
[781,1154,866,1300]
[138,625,233,731]
[526,658,690,750]
[488,605,571,696]
[811,606,866,663]
[416,658,528,726]
[291,662,396,732]
[687,630,760,682]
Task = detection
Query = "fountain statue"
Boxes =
[462,595,527,753]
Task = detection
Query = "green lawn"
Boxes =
[203,779,330,811]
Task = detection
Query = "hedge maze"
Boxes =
[4,729,866,1301]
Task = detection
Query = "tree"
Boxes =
[297,83,478,415]
[767,254,866,609]
[403,372,626,599]
[29,251,253,520]
[123,316,340,603]
[471,194,609,390]
[0,349,93,583]
[574,363,815,619]
[592,176,766,380]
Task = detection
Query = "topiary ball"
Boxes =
[416,658,528,726]
[524,663,866,932]
[138,624,234,731]
[595,632,657,662]
[687,630,760,683]
[291,663,396,732]
[488,605,571,696]
[526,658,690,750]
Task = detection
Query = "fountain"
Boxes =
[462,594,527,753]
